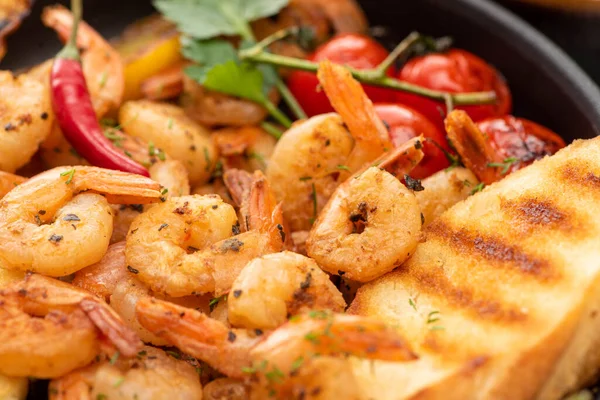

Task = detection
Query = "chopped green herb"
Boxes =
[124,150,133,158]
[310,182,317,224]
[209,294,227,311]
[408,298,417,311]
[487,157,518,175]
[165,350,181,359]
[470,182,485,195]
[290,356,304,373]
[60,169,76,184]
[308,310,329,320]
[427,311,440,324]
[336,165,350,171]
[304,331,320,344]
[96,395,107,400]
[113,377,125,387]
[299,176,312,181]
[265,366,285,383]
[98,71,108,88]
[109,351,120,365]
[167,118,173,129]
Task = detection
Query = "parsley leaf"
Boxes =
[203,60,267,104]
[182,38,238,67]
[154,0,289,40]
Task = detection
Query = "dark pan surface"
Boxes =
[2,0,600,143]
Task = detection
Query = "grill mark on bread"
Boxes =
[410,269,528,323]
[428,220,556,281]
[561,163,600,191]
[501,197,573,232]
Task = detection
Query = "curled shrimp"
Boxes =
[73,241,210,345]
[203,378,249,400]
[149,159,191,198]
[136,298,416,396]
[181,72,278,127]
[126,172,285,297]
[266,62,392,231]
[228,251,346,330]
[0,171,26,199]
[445,110,504,185]
[0,166,161,276]
[42,5,124,117]
[306,137,424,282]
[0,274,141,378]
[415,167,479,227]
[119,100,217,185]
[0,71,54,173]
[49,345,203,400]
[213,126,277,173]
[317,60,391,176]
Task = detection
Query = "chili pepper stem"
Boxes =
[239,33,498,107]
[56,0,83,60]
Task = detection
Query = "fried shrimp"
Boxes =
[0,166,161,276]
[0,171,26,199]
[212,126,277,173]
[42,5,125,117]
[317,60,391,177]
[135,299,416,395]
[74,241,210,345]
[49,346,203,400]
[228,251,346,330]
[445,109,505,185]
[0,71,54,173]
[119,100,217,185]
[127,173,285,297]
[415,167,479,227]
[266,62,392,231]
[149,159,190,198]
[0,274,141,378]
[306,137,424,282]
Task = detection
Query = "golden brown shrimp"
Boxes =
[0,166,161,276]
[109,204,143,244]
[445,109,504,185]
[181,73,278,127]
[266,62,392,231]
[192,179,235,207]
[73,241,210,345]
[306,138,424,282]
[0,374,27,400]
[213,126,277,173]
[415,167,479,227]
[42,5,124,117]
[127,173,285,297]
[0,71,54,173]
[119,100,217,185]
[228,251,346,330]
[0,274,141,378]
[72,241,129,302]
[49,346,203,400]
[135,299,416,390]
[149,159,191,198]
[0,171,26,199]
[140,61,186,101]
[317,60,391,176]
[39,123,90,169]
[203,378,249,400]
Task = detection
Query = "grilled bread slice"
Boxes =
[348,137,600,400]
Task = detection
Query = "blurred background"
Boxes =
[498,0,600,83]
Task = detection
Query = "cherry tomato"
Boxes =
[396,49,512,128]
[374,103,450,179]
[477,116,565,171]
[287,34,396,117]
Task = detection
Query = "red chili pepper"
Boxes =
[50,0,149,176]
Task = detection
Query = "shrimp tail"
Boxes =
[80,298,142,357]
[317,60,391,175]
[136,297,257,377]
[445,110,504,185]
[371,135,425,179]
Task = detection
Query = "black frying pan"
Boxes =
[2,0,599,398]
[2,0,600,144]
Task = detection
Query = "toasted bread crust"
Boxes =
[349,137,600,400]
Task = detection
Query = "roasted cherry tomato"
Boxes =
[287,33,396,117]
[477,115,565,171]
[374,103,450,179]
[396,49,512,128]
